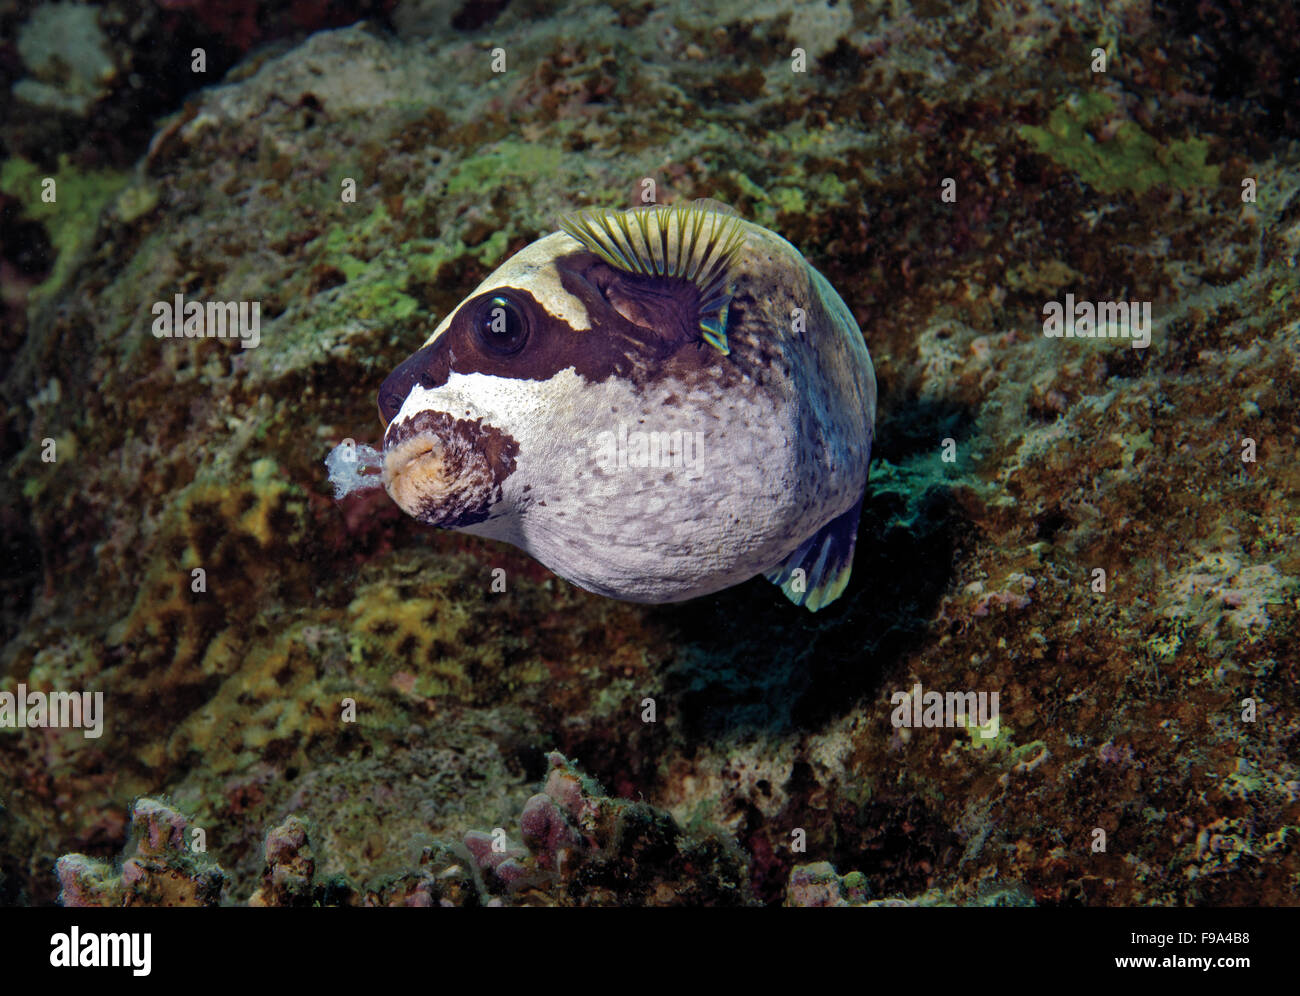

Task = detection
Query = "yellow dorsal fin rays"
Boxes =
[558,200,746,354]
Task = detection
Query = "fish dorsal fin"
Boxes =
[557,200,746,354]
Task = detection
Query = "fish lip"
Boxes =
[381,431,447,523]
[382,441,436,488]
[379,409,518,529]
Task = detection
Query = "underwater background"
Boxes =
[0,0,1297,907]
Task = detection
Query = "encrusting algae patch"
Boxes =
[1018,93,1220,197]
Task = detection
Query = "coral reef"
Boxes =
[248,815,316,906]
[57,798,225,906]
[786,860,1035,907]
[61,754,748,906]
[0,0,1297,906]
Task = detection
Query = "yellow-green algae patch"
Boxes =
[1018,93,1219,196]
[345,553,549,704]
[445,141,565,195]
[0,153,129,308]
[107,458,308,668]
[165,624,375,778]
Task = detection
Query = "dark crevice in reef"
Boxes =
[873,393,978,465]
[452,0,513,32]
[1152,0,1300,145]
[834,798,964,901]
[0,416,39,650]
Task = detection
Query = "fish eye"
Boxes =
[475,294,529,355]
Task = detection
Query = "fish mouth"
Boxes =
[381,409,520,528]
[382,430,473,528]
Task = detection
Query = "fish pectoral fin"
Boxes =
[763,495,863,612]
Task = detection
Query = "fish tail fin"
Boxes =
[764,494,863,612]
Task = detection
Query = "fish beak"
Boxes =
[381,411,504,528]
[382,431,450,524]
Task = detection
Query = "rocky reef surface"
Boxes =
[1,0,1297,905]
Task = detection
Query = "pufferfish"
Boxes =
[337,199,876,611]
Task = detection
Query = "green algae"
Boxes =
[474,229,511,266]
[770,186,807,215]
[966,720,1016,752]
[727,166,850,227]
[446,141,565,195]
[307,224,423,328]
[306,199,518,335]
[1018,93,1219,196]
[0,153,129,309]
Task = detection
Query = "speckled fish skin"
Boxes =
[377,203,876,610]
